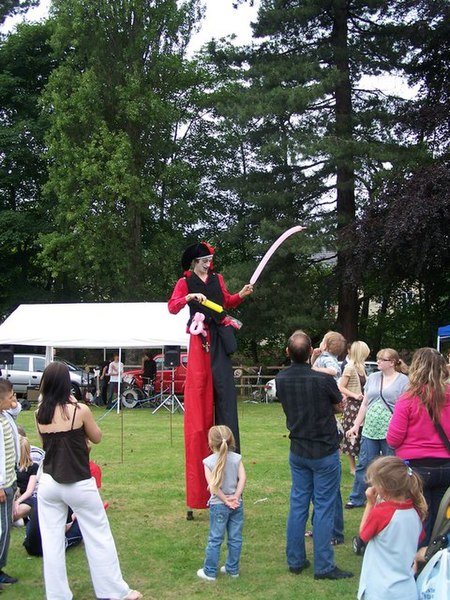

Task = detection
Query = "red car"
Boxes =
[123,352,188,396]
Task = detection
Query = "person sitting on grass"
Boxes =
[16,425,44,465]
[357,456,427,600]
[23,454,107,557]
[197,425,246,581]
[13,435,39,527]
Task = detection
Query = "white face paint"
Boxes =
[195,256,213,275]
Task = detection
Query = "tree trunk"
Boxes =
[332,0,359,342]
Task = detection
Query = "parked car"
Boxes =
[363,361,379,376]
[0,354,91,400]
[264,360,379,402]
[123,352,188,397]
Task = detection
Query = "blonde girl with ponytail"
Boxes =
[357,456,427,600]
[197,425,246,582]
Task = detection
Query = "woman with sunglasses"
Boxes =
[344,349,408,509]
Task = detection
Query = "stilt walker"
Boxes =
[168,243,253,511]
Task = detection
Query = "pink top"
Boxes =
[386,387,450,459]
[168,273,243,315]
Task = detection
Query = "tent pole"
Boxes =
[116,348,122,414]
[45,346,53,366]
[118,348,124,463]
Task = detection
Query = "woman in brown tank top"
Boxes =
[36,362,142,600]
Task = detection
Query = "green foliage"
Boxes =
[0,0,37,26]
[0,0,448,356]
[40,0,207,301]
[0,21,56,316]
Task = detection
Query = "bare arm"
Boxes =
[346,394,368,438]
[15,474,37,506]
[333,400,345,414]
[234,461,246,500]
[79,404,102,444]
[313,365,338,377]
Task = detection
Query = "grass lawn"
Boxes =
[6,401,364,600]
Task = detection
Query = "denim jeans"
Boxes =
[348,436,394,506]
[107,382,118,407]
[287,450,340,575]
[310,460,344,542]
[203,501,244,577]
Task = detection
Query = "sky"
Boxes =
[2,0,261,48]
[2,0,416,98]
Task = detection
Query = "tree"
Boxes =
[0,21,57,316]
[0,0,38,26]
[348,0,450,350]
[40,0,209,301]
[207,0,428,344]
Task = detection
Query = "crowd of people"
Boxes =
[276,330,450,598]
[0,248,448,600]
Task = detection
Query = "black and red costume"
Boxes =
[168,245,244,509]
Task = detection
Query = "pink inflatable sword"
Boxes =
[249,225,306,285]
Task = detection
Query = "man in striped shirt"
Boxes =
[0,379,20,587]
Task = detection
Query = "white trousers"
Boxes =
[38,473,131,600]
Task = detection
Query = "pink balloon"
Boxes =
[249,225,305,285]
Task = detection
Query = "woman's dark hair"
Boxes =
[36,362,72,425]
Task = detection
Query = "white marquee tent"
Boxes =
[0,302,189,349]
[0,302,189,413]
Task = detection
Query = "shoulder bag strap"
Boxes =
[70,402,78,430]
[379,376,393,414]
[426,407,450,453]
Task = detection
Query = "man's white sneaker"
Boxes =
[220,566,239,578]
[197,568,216,581]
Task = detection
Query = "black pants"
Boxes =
[408,458,450,546]
[23,501,83,556]
[210,325,240,452]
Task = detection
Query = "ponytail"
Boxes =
[395,358,409,375]
[208,439,229,494]
[207,425,235,495]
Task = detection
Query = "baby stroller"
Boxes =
[416,487,450,598]
[423,486,450,564]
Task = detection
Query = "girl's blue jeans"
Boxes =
[203,501,244,577]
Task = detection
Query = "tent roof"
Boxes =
[0,303,189,349]
[438,324,450,340]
